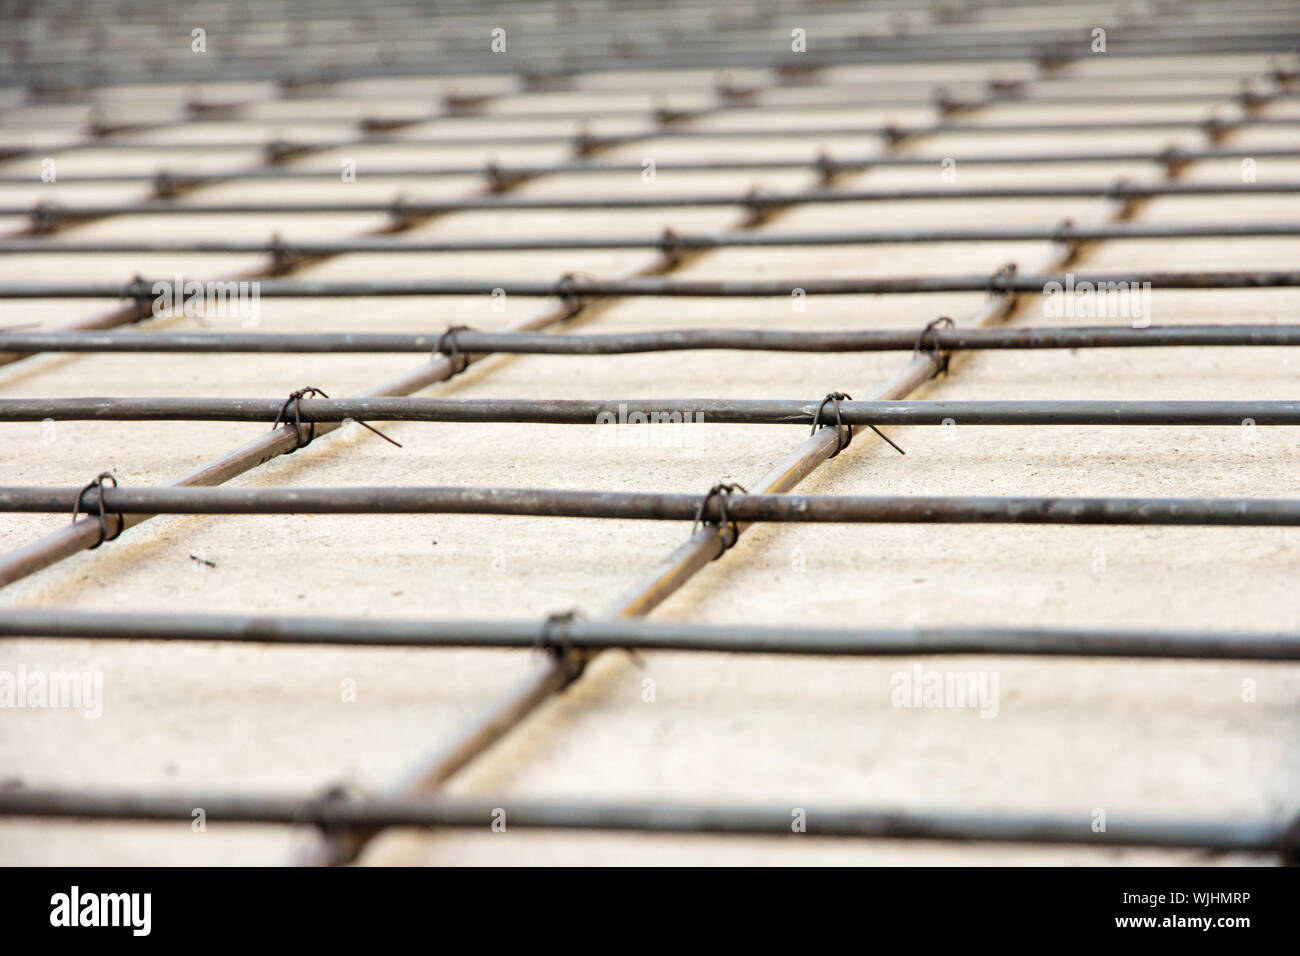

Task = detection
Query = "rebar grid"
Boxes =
[2,0,1299,866]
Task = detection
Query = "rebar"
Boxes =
[4,220,1300,256]
[3,397,1296,425]
[0,788,1291,856]
[7,181,1300,221]
[4,609,1300,661]
[2,325,1298,356]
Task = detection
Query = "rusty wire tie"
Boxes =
[881,124,908,147]
[537,610,587,686]
[660,227,683,266]
[552,272,590,317]
[1156,146,1190,177]
[267,232,298,276]
[986,262,1019,304]
[692,482,748,556]
[263,139,304,165]
[815,150,839,186]
[435,325,473,374]
[272,386,402,451]
[388,194,412,229]
[913,316,956,376]
[573,128,607,157]
[1052,217,1081,264]
[1202,115,1238,143]
[295,781,365,838]
[1109,177,1140,218]
[484,160,524,194]
[812,391,905,457]
[151,169,186,200]
[71,472,124,549]
[742,187,773,224]
[118,273,153,317]
[28,201,63,235]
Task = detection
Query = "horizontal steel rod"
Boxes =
[5,221,1300,256]
[16,11,1293,62]
[20,117,1300,153]
[12,29,1298,86]
[6,397,1298,425]
[17,56,1297,104]
[5,270,1299,300]
[8,183,1300,222]
[4,143,1297,187]
[5,609,1300,660]
[0,788,1290,855]
[5,486,1300,526]
[4,325,1300,356]
[9,88,1297,134]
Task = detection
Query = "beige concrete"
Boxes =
[1,49,1298,865]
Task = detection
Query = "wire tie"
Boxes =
[742,187,771,225]
[692,482,748,556]
[119,272,154,318]
[553,272,587,317]
[71,472,124,550]
[813,391,904,457]
[913,316,956,376]
[152,169,182,199]
[268,231,297,276]
[484,160,522,194]
[297,781,365,837]
[272,386,402,452]
[933,85,961,116]
[987,77,1024,99]
[263,139,302,165]
[388,194,411,229]
[1109,177,1140,218]
[1051,217,1081,263]
[29,201,63,236]
[881,124,908,147]
[815,150,839,186]
[435,324,472,373]
[653,95,691,125]
[660,227,682,266]
[986,261,1019,304]
[573,128,602,157]
[537,611,587,686]
[1156,146,1189,177]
